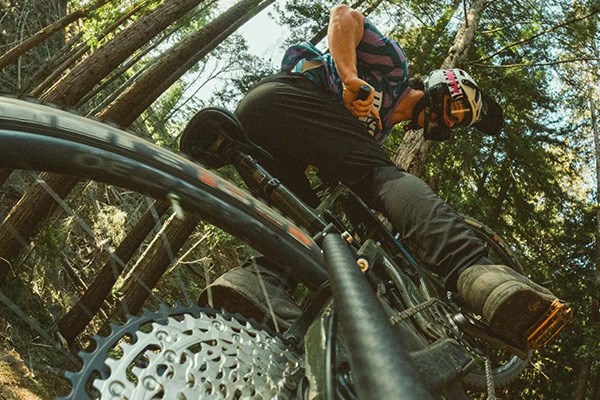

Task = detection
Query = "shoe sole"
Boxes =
[200,284,268,319]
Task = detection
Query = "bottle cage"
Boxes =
[179,106,271,168]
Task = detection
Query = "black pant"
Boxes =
[235,72,489,289]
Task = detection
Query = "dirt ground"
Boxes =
[0,348,67,400]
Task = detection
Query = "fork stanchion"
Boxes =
[322,232,434,400]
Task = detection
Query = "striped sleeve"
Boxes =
[356,18,408,79]
[281,43,318,72]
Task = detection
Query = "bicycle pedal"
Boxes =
[526,299,572,350]
[453,313,529,359]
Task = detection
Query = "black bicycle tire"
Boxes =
[464,215,525,274]
[0,95,335,397]
[0,96,327,291]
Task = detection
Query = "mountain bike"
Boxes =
[0,96,565,399]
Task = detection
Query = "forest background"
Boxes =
[0,0,599,398]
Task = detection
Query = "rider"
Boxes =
[200,4,570,347]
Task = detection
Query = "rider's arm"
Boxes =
[328,5,363,87]
[328,5,379,125]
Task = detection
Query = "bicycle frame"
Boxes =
[179,106,483,399]
[178,103,555,398]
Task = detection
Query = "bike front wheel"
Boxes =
[0,96,326,399]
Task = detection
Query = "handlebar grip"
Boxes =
[357,84,372,101]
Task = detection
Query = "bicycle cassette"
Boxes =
[60,305,304,399]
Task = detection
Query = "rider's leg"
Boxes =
[352,165,570,345]
[232,72,487,280]
[353,165,489,284]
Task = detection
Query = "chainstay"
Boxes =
[388,293,498,369]
[389,298,441,325]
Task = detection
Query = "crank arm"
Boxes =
[452,313,530,359]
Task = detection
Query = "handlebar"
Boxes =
[357,84,372,101]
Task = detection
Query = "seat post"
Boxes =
[227,147,327,234]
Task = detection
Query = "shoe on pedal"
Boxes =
[198,257,302,331]
[457,264,572,350]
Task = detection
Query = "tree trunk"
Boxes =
[74,23,176,109]
[111,213,200,321]
[43,0,206,106]
[30,1,146,97]
[20,32,84,95]
[0,0,206,281]
[412,0,462,71]
[77,1,219,110]
[592,364,600,400]
[591,78,600,291]
[575,354,596,400]
[393,0,487,176]
[0,173,81,280]
[0,0,111,70]
[100,0,273,126]
[30,37,93,98]
[57,201,170,344]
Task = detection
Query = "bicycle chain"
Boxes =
[389,298,440,325]
[389,295,477,357]
[389,294,502,398]
[485,353,497,400]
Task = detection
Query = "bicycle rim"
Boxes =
[0,96,325,399]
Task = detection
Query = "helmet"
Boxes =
[410,68,504,141]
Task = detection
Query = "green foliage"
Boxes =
[207,39,276,108]
[273,0,338,45]
[75,0,164,49]
[1,0,599,397]
[380,0,600,396]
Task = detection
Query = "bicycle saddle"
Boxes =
[179,106,271,168]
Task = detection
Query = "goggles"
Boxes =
[444,95,473,128]
[421,94,474,141]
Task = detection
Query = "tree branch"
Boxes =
[0,0,111,70]
[470,57,600,68]
[470,7,600,64]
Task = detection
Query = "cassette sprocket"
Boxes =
[60,305,304,399]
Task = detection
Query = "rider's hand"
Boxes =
[342,77,382,131]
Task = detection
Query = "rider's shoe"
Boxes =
[457,264,572,349]
[198,257,302,331]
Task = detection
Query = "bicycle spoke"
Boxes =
[0,173,250,398]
